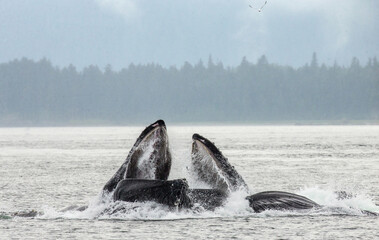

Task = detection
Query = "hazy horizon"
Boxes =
[1,52,377,72]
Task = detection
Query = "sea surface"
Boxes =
[1,125,378,239]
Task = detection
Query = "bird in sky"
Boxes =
[249,0,267,12]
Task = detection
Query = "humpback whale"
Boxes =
[104,119,193,208]
[191,133,249,193]
[190,134,378,215]
[103,119,171,194]
[189,133,319,212]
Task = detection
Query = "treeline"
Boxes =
[0,54,378,125]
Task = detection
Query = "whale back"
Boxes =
[246,191,320,213]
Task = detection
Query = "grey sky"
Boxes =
[0,0,378,69]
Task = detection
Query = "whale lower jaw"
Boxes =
[113,179,191,208]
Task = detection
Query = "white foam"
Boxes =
[297,186,379,214]
[35,185,378,220]
[213,190,253,217]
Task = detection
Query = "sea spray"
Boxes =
[297,186,379,214]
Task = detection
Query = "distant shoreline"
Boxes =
[1,120,378,128]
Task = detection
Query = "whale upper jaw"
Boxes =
[132,120,167,147]
[103,120,171,194]
[191,134,249,193]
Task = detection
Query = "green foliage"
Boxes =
[0,55,378,125]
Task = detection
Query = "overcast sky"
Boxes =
[1,0,378,69]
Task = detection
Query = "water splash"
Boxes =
[297,186,379,214]
[30,185,377,221]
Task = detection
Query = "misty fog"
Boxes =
[0,55,377,125]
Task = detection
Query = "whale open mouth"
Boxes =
[191,134,249,193]
[126,120,171,180]
[103,120,172,193]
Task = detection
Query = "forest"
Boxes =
[0,54,378,126]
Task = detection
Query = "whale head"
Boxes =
[125,119,171,180]
[191,133,249,193]
[103,120,171,193]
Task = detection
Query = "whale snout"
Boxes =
[152,119,166,129]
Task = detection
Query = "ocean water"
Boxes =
[0,125,378,239]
